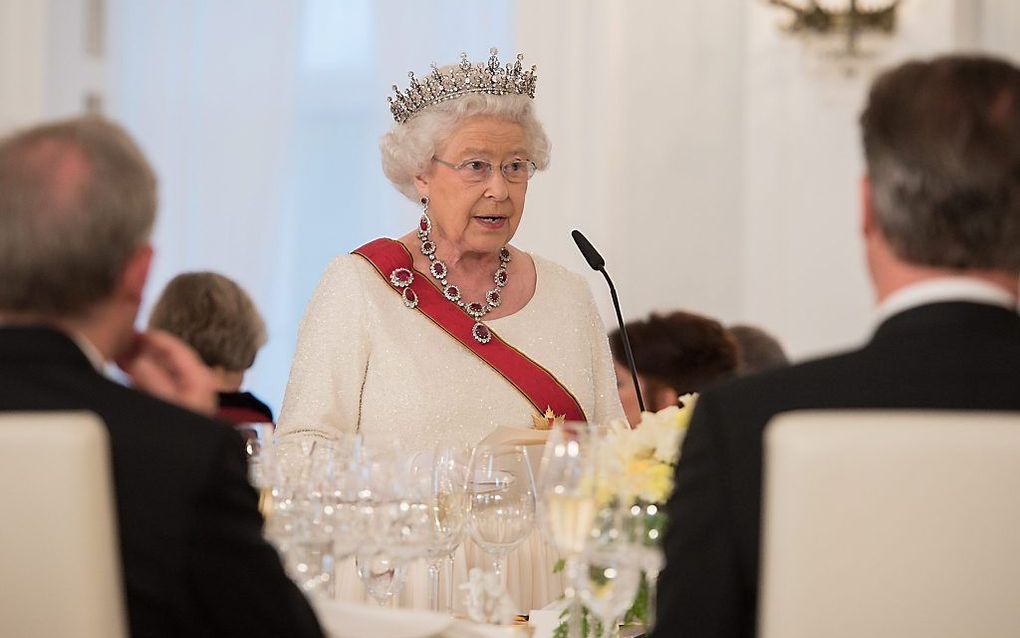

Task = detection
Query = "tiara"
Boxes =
[388,48,537,124]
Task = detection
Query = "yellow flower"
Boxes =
[598,394,698,505]
[626,459,674,504]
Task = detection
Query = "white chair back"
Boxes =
[0,412,127,638]
[760,410,1020,638]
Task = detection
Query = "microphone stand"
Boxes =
[598,266,645,414]
[571,229,645,414]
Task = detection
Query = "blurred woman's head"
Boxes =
[609,310,738,426]
[149,271,266,390]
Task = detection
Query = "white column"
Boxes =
[0,0,107,135]
[0,0,48,134]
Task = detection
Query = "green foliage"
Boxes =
[553,572,653,637]
[553,558,566,574]
[552,601,612,638]
[623,573,650,625]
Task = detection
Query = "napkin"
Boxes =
[311,598,452,638]
[479,426,549,447]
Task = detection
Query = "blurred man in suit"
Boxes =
[0,118,322,637]
[654,55,1020,638]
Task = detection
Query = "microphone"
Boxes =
[571,230,645,414]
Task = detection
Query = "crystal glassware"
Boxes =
[416,443,470,612]
[466,444,536,594]
[578,504,642,638]
[352,451,427,606]
[538,422,599,638]
[265,439,338,599]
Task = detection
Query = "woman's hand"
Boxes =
[116,329,219,416]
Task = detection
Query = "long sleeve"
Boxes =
[277,256,371,442]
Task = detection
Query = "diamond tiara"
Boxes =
[388,48,538,124]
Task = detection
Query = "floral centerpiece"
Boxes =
[553,394,697,637]
[603,394,697,504]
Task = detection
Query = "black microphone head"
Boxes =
[571,229,605,271]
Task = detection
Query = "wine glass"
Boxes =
[466,444,536,593]
[236,423,275,515]
[538,422,599,638]
[265,440,338,598]
[353,452,423,606]
[625,501,666,631]
[416,443,470,612]
[356,551,406,607]
[578,503,642,638]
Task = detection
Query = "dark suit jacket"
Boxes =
[653,302,1020,638]
[0,327,322,638]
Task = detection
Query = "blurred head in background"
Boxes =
[728,324,789,375]
[610,310,738,426]
[149,271,267,392]
[0,116,157,360]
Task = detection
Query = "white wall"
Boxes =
[740,0,969,359]
[519,0,1020,362]
[515,0,747,328]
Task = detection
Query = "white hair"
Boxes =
[380,92,551,201]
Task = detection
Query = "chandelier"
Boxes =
[767,0,900,58]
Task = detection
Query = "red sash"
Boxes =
[353,238,587,422]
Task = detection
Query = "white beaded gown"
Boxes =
[276,246,625,611]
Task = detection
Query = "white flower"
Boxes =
[596,395,699,505]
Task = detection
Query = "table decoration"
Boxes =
[460,567,518,625]
[550,394,698,637]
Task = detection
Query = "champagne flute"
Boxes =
[466,444,536,595]
[538,422,598,638]
[421,444,470,612]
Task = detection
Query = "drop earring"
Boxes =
[417,196,431,239]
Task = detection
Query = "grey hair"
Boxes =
[380,91,551,201]
[0,117,157,316]
[860,55,1020,269]
[149,271,268,371]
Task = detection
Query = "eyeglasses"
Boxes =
[432,157,537,184]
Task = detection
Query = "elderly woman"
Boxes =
[149,271,273,424]
[277,50,624,609]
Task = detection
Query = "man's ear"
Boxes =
[861,174,875,238]
[120,244,153,305]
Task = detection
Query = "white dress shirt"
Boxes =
[875,277,1018,327]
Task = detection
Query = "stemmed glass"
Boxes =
[419,444,470,612]
[354,455,411,607]
[265,439,338,598]
[577,503,642,638]
[537,423,599,638]
[625,501,666,631]
[235,423,274,516]
[466,444,537,594]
